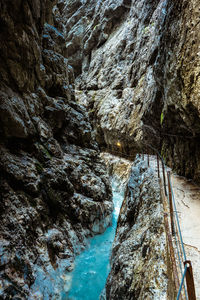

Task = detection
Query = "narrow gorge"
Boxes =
[0,0,200,299]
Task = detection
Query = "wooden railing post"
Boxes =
[162,159,167,196]
[160,181,180,297]
[184,261,196,300]
[167,171,175,236]
[157,154,160,178]
[147,154,149,167]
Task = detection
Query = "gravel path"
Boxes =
[171,175,200,299]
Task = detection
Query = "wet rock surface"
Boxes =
[1,0,200,298]
[65,0,200,182]
[100,152,132,191]
[0,1,112,298]
[66,0,166,154]
[105,156,168,300]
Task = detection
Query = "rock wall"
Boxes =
[65,0,200,182]
[100,152,132,190]
[0,1,113,298]
[105,156,168,299]
[65,0,167,155]
[1,0,200,298]
[157,0,200,183]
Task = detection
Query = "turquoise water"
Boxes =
[65,183,124,300]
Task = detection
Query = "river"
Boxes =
[64,182,124,300]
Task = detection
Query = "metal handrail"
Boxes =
[169,176,187,262]
[173,219,188,300]
[144,151,195,299]
[177,264,188,300]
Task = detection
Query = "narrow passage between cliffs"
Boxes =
[64,181,124,300]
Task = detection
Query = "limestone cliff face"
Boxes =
[157,0,200,183]
[106,157,168,299]
[65,0,166,154]
[1,0,199,298]
[65,0,200,182]
[100,152,132,189]
[0,1,112,298]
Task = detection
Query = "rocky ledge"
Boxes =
[106,156,168,299]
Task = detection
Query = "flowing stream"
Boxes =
[65,182,124,300]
